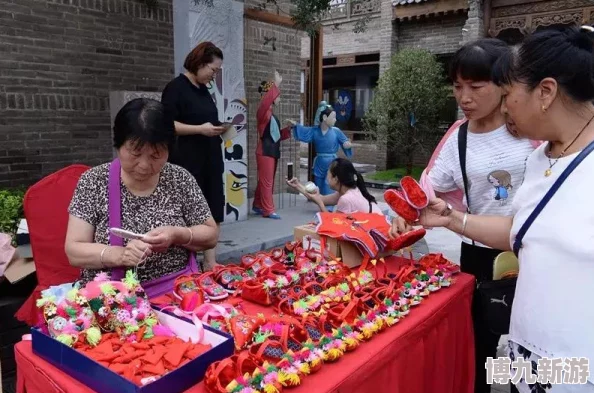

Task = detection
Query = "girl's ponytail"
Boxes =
[355,172,376,204]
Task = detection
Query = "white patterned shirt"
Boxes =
[429,125,535,246]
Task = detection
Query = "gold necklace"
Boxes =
[545,114,594,177]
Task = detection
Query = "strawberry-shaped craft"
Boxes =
[400,176,429,209]
[387,227,427,251]
[384,189,420,223]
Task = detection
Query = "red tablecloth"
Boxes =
[15,267,475,393]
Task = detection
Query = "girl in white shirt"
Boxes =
[410,26,594,392]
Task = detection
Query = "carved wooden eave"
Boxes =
[489,0,594,37]
[392,0,469,21]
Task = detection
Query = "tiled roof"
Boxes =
[392,0,430,6]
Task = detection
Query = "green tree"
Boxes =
[364,49,449,175]
[0,189,24,245]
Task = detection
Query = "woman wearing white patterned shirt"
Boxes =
[393,38,536,393]
[412,26,594,393]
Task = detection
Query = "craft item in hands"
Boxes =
[109,228,145,241]
[383,175,429,222]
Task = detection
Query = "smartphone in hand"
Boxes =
[287,162,294,180]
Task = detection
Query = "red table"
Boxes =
[15,268,475,393]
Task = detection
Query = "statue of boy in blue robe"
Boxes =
[292,101,353,195]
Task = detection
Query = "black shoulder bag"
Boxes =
[460,123,594,335]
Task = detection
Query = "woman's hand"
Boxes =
[418,198,453,229]
[389,216,413,238]
[202,261,223,272]
[307,191,323,205]
[116,240,152,267]
[286,177,303,191]
[274,70,282,87]
[343,140,352,149]
[199,122,226,137]
[143,226,177,253]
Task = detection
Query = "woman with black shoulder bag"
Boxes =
[392,38,538,393]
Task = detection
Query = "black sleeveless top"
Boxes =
[261,115,282,159]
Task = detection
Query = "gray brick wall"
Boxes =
[301,16,382,58]
[244,18,302,197]
[461,0,484,45]
[397,14,466,55]
[379,0,397,75]
[0,0,174,187]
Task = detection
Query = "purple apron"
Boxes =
[108,158,199,299]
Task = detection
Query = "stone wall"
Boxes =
[301,16,382,58]
[243,10,303,197]
[0,0,174,187]
[397,14,466,55]
[378,0,397,74]
[461,0,484,45]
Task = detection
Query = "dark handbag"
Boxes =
[458,122,515,335]
[459,122,594,334]
[457,122,515,334]
[476,276,517,335]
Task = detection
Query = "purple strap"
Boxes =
[108,159,125,280]
[106,159,199,297]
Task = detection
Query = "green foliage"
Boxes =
[367,167,424,182]
[290,0,332,36]
[0,189,24,240]
[364,49,449,174]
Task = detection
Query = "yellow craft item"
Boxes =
[263,384,279,393]
[298,362,311,375]
[493,251,519,280]
[225,380,238,392]
[279,371,300,386]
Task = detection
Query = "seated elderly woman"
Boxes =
[65,98,218,298]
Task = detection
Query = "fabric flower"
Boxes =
[86,326,102,346]
[45,304,57,317]
[116,309,131,322]
[52,317,67,331]
[123,270,140,289]
[56,334,74,346]
[93,272,110,282]
[98,306,109,317]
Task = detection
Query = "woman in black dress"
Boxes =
[161,42,225,271]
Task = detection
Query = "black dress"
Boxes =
[161,74,225,223]
[260,114,282,159]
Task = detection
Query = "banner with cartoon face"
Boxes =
[188,0,248,223]
[334,90,353,123]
